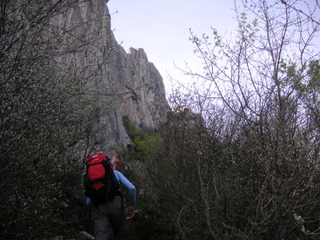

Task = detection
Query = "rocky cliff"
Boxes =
[53,0,169,152]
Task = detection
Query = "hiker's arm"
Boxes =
[114,170,136,204]
[114,170,136,218]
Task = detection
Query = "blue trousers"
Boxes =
[91,196,125,240]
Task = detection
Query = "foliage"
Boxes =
[121,117,179,239]
[134,0,320,239]
[0,0,111,239]
[122,117,161,160]
[0,146,87,239]
[138,90,320,239]
[122,117,144,139]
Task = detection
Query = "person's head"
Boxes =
[110,152,117,165]
[110,153,123,171]
[113,158,123,171]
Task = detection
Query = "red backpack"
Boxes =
[85,153,120,204]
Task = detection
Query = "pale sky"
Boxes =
[107,1,237,93]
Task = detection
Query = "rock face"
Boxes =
[54,0,169,152]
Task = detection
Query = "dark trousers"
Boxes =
[91,196,125,240]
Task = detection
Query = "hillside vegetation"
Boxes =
[1,0,319,239]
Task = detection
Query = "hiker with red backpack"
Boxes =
[84,153,136,240]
